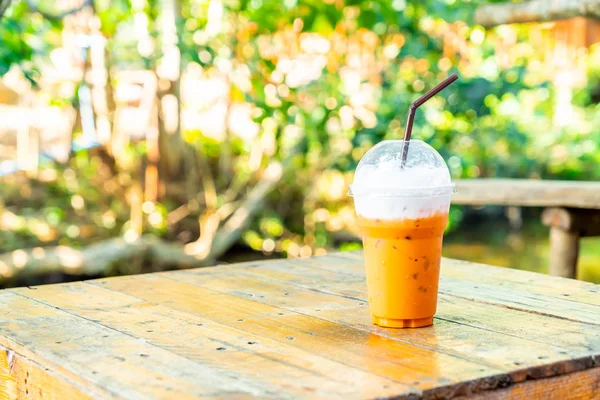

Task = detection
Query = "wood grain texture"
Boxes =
[331,252,600,324]
[0,291,274,399]
[337,251,600,305]
[453,179,600,209]
[437,257,600,306]
[217,258,600,349]
[0,253,598,399]
[0,349,16,400]
[170,265,600,381]
[464,367,600,400]
[1,347,94,400]
[438,276,600,325]
[89,274,508,398]
[13,282,415,399]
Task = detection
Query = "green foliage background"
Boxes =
[1,0,599,261]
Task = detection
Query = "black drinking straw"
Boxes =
[401,73,459,167]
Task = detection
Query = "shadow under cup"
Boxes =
[354,193,451,328]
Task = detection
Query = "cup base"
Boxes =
[372,316,433,328]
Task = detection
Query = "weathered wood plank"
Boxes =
[1,254,598,399]
[12,283,415,399]
[171,267,600,384]
[197,260,600,349]
[1,347,95,400]
[90,274,512,398]
[0,291,275,399]
[438,258,600,306]
[452,179,600,209]
[465,367,600,400]
[330,252,600,312]
[0,348,16,400]
[438,276,600,325]
[299,255,600,357]
[474,0,600,28]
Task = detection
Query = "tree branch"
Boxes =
[475,0,600,28]
[25,0,93,20]
[206,162,284,261]
[0,236,210,284]
[0,0,12,18]
[182,161,285,261]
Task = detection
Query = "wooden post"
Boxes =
[548,227,579,279]
[542,207,600,279]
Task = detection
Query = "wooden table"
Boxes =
[1,253,599,399]
[453,178,600,279]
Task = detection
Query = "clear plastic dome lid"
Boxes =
[349,140,454,198]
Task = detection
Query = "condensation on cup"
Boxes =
[349,140,454,328]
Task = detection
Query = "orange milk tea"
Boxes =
[350,140,454,328]
[358,212,449,328]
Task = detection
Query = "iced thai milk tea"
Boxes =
[350,140,453,328]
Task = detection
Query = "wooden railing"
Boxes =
[453,179,600,279]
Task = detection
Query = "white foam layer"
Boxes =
[350,140,453,220]
[352,165,451,194]
[353,194,450,220]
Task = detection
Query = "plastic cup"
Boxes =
[349,140,454,328]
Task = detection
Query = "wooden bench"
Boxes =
[453,178,600,279]
[0,253,599,399]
